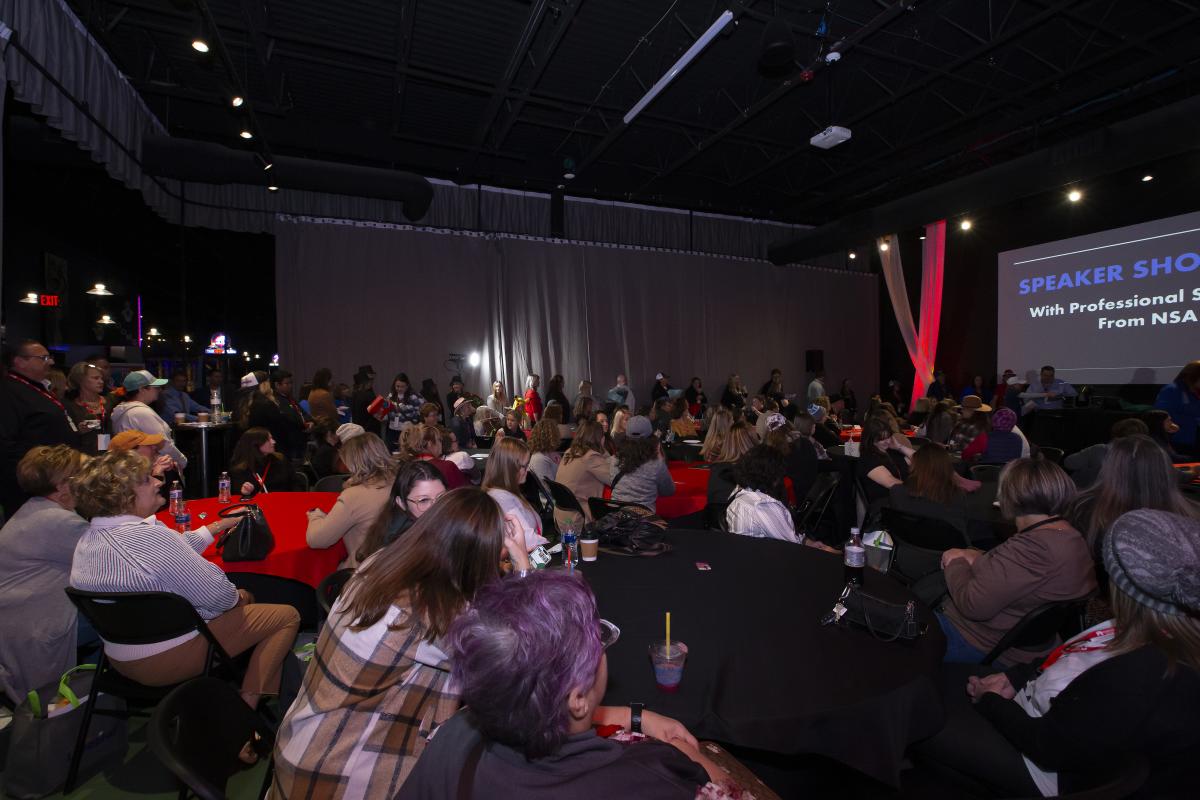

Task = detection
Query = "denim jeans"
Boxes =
[936,612,986,664]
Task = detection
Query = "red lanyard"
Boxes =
[76,397,106,427]
[281,394,303,418]
[255,458,272,492]
[1040,626,1116,670]
[8,373,78,431]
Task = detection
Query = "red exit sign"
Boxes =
[39,294,60,307]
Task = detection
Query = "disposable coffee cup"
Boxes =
[197,412,210,423]
[580,538,599,561]
[174,413,186,425]
[649,641,688,693]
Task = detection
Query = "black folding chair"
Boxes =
[969,464,1003,481]
[588,497,647,520]
[981,597,1089,666]
[1038,446,1065,465]
[793,472,840,539]
[63,589,245,793]
[544,478,586,517]
[147,677,276,800]
[312,473,349,493]
[315,568,355,628]
[879,507,972,586]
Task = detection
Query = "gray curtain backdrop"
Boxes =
[276,219,878,406]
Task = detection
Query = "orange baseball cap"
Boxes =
[110,430,165,450]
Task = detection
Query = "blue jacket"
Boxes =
[1155,380,1200,451]
[159,387,207,422]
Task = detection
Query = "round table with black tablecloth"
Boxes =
[581,530,946,787]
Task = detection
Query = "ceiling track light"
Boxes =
[20,292,39,304]
[1141,174,1154,182]
[97,314,114,325]
[267,185,279,192]
[231,95,244,108]
[879,242,890,252]
[622,10,734,126]
[191,38,210,53]
[86,282,113,295]
[1067,188,1082,202]
[848,251,857,260]
[960,219,973,231]
[239,129,254,140]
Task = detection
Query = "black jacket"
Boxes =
[0,375,81,514]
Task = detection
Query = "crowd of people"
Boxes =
[1,340,1198,797]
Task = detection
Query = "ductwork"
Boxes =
[140,136,434,222]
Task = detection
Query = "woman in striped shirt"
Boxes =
[69,450,299,709]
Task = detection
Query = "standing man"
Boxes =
[192,368,226,409]
[607,373,636,413]
[160,370,208,423]
[272,370,311,460]
[807,369,826,403]
[925,369,949,401]
[650,372,673,403]
[0,340,81,514]
[1020,365,1077,412]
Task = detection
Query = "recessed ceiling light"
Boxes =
[191,39,210,53]
[960,219,972,231]
[563,171,576,180]
[231,95,244,108]
[1067,189,1082,202]
[1141,174,1153,182]
[239,130,253,140]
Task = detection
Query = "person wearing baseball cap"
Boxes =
[650,372,673,403]
[921,510,1200,797]
[111,370,187,472]
[610,416,675,511]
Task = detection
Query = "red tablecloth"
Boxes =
[839,427,916,442]
[604,461,794,519]
[1178,462,1200,486]
[156,492,344,588]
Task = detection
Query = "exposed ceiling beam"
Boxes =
[391,0,419,134]
[238,0,293,111]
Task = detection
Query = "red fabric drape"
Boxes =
[910,221,946,409]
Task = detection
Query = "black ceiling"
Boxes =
[68,0,1200,224]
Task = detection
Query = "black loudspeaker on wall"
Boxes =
[805,349,824,374]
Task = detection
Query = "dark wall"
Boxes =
[877,149,1200,398]
[2,105,276,360]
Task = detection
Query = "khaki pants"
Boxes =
[111,603,300,700]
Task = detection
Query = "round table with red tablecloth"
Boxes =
[156,492,345,588]
[603,461,797,519]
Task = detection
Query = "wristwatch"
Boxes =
[629,702,644,734]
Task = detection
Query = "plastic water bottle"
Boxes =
[174,500,191,534]
[169,481,183,515]
[844,527,865,586]
[210,390,223,420]
[562,526,579,571]
[218,472,232,504]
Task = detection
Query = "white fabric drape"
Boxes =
[877,221,947,407]
[275,219,879,407]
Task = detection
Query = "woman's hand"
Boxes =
[235,588,255,607]
[240,481,255,496]
[641,710,698,749]
[941,548,980,569]
[967,672,1015,702]
[152,455,175,477]
[503,512,531,572]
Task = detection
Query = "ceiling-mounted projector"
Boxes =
[810,125,852,149]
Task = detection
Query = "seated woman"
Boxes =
[808,400,842,449]
[356,461,447,562]
[760,413,815,499]
[888,444,972,535]
[482,437,549,552]
[978,408,1023,464]
[229,427,297,496]
[725,444,798,543]
[526,418,562,484]
[405,571,735,798]
[649,398,673,438]
[573,395,596,425]
[1066,434,1198,596]
[610,417,675,511]
[555,421,615,520]
[937,458,1096,665]
[919,403,957,446]
[1063,417,1147,488]
[857,414,915,505]
[405,423,469,490]
[448,397,477,450]
[668,397,699,440]
[699,406,733,462]
[309,418,344,478]
[69,450,298,708]
[500,409,527,441]
[949,417,989,463]
[915,510,1200,797]
[273,489,533,795]
[609,407,631,443]
[1142,408,1191,462]
[706,422,759,507]
[0,446,92,705]
[306,433,396,568]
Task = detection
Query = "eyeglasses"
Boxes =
[21,353,53,363]
[406,495,440,509]
[599,619,621,650]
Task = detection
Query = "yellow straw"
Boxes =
[666,611,671,652]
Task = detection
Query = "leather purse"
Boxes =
[823,583,924,642]
[214,503,275,562]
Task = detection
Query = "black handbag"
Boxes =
[214,503,275,562]
[584,509,671,556]
[823,583,924,642]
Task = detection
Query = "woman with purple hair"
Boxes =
[403,571,742,798]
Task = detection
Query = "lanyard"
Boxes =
[281,394,303,419]
[1018,515,1065,535]
[255,458,272,493]
[1041,626,1116,670]
[75,397,106,427]
[8,373,78,432]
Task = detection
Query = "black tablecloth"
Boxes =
[1020,407,1143,455]
[581,530,946,787]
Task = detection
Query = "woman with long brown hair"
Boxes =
[699,406,733,461]
[229,426,296,495]
[273,488,531,797]
[305,433,396,568]
[555,420,615,519]
[482,437,548,552]
[887,442,970,535]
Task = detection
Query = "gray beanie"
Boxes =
[1102,509,1200,616]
